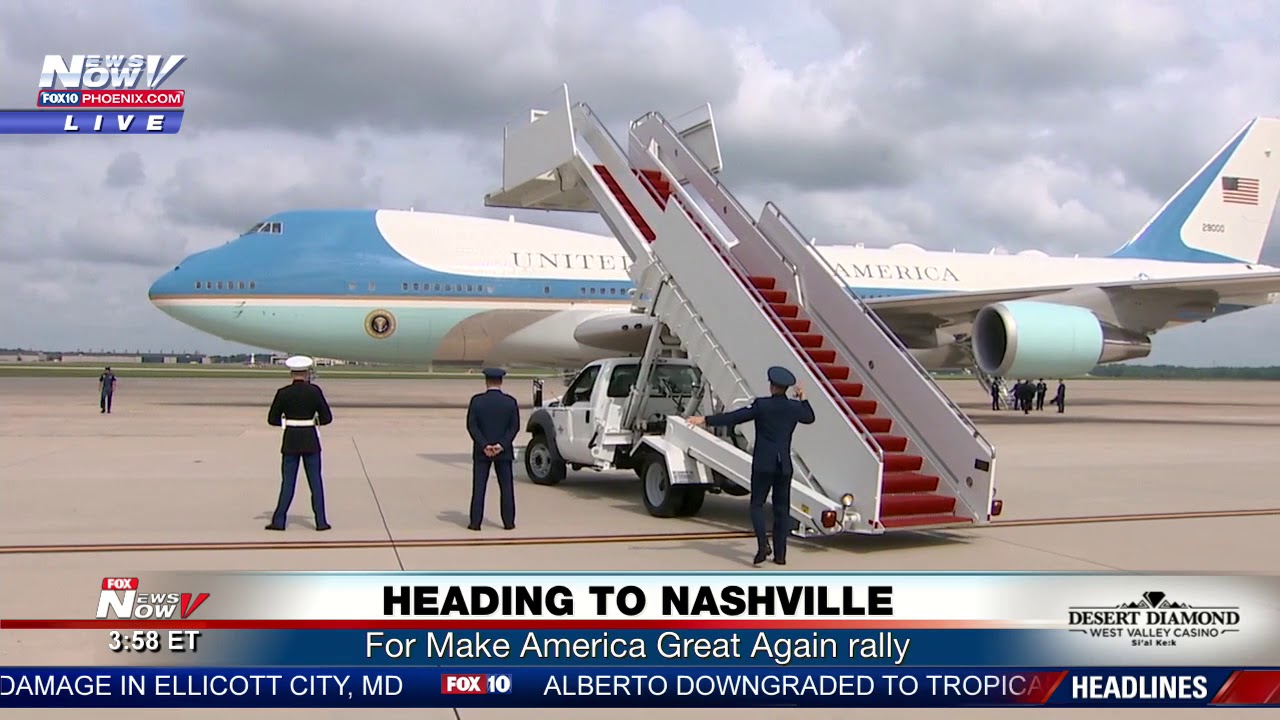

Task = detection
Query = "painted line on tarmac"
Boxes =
[988,507,1280,528]
[2,508,1277,556]
[0,529,754,556]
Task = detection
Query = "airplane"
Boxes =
[148,116,1280,380]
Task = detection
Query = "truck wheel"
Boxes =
[712,470,749,497]
[676,487,706,517]
[524,433,566,486]
[641,454,685,518]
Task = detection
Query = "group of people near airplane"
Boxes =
[990,378,1065,414]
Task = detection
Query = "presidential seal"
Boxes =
[365,309,396,339]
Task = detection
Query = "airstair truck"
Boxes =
[486,86,1002,536]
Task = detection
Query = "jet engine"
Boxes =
[571,314,664,353]
[972,300,1151,378]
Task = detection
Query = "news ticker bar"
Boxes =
[0,110,183,134]
[0,667,1278,708]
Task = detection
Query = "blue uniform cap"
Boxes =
[482,367,507,380]
[767,366,796,387]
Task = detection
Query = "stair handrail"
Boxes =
[567,104,781,414]
[568,100,886,513]
[628,110,990,457]
[621,128,885,459]
[764,202,996,456]
[629,109,990,458]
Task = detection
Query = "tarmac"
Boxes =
[1,375,1278,719]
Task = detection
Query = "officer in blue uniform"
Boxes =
[265,355,333,532]
[691,366,815,566]
[466,367,521,531]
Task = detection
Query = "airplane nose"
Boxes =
[149,266,182,303]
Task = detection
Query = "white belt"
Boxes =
[282,418,317,427]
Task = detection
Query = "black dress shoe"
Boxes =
[773,557,787,566]
[752,549,770,565]
[264,524,285,531]
[467,524,481,531]
[503,524,515,530]
[315,523,331,532]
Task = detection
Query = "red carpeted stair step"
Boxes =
[748,276,777,290]
[807,349,837,363]
[793,333,825,348]
[594,164,658,242]
[758,289,788,303]
[769,303,800,318]
[882,471,939,494]
[884,453,923,472]
[881,493,956,516]
[830,381,863,396]
[815,363,849,380]
[783,318,811,332]
[873,434,909,453]
[845,399,877,414]
[859,416,893,433]
[637,169,672,201]
[880,514,972,529]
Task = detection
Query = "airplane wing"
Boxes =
[865,269,1280,331]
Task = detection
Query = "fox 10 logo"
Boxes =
[96,578,210,620]
[22,55,188,135]
[441,674,512,695]
[37,55,186,107]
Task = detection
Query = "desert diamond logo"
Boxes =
[1067,591,1240,647]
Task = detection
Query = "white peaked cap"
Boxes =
[285,355,314,371]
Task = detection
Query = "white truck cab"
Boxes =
[522,356,749,517]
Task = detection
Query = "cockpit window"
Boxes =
[240,221,284,236]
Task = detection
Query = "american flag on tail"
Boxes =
[1221,176,1260,205]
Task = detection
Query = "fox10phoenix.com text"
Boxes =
[1,572,1280,709]
[0,54,186,134]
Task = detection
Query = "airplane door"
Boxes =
[557,365,600,464]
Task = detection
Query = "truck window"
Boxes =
[564,366,600,406]
[606,364,701,398]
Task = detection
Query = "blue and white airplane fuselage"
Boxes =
[148,117,1280,376]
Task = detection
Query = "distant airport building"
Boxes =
[60,353,144,364]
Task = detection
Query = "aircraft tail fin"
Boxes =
[1110,117,1280,264]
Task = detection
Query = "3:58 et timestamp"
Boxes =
[108,630,202,653]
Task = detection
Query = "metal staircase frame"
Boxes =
[485,85,1000,533]
[571,104,879,531]
[630,112,997,526]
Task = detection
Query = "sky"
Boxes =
[1,0,1278,365]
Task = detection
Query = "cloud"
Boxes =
[158,131,383,231]
[172,0,741,137]
[0,0,1279,364]
[105,151,145,187]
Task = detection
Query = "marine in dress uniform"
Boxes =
[265,355,333,531]
[466,368,521,531]
[690,366,815,566]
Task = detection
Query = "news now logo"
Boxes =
[441,674,512,695]
[96,577,210,620]
[35,55,187,111]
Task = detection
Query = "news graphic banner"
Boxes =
[2,572,1280,708]
[0,54,186,134]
